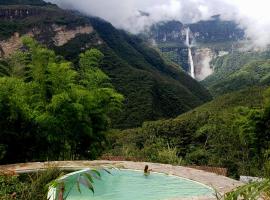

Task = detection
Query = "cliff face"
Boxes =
[52,25,94,46]
[0,3,97,57]
[145,17,244,80]
[0,24,95,58]
[149,16,244,45]
[0,32,26,57]
[193,48,215,81]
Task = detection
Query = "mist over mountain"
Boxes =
[46,0,270,48]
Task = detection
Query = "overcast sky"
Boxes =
[46,0,270,47]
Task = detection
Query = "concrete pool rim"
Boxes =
[0,160,243,198]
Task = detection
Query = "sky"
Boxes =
[46,0,270,47]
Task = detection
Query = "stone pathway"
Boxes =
[0,160,243,200]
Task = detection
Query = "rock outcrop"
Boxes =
[0,32,28,57]
[0,25,96,58]
[193,48,215,81]
[52,25,94,46]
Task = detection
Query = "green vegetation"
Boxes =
[54,17,212,128]
[0,37,123,164]
[219,153,270,200]
[220,179,270,200]
[203,51,270,96]
[0,168,103,200]
[106,87,270,178]
[0,168,63,200]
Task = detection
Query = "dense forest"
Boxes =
[106,87,270,178]
[203,50,270,96]
[0,37,123,163]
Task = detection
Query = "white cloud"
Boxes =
[46,0,270,47]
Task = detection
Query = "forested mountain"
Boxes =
[107,87,269,177]
[0,1,211,129]
[203,51,270,96]
[146,15,270,97]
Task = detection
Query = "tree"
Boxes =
[0,37,124,163]
[233,107,263,175]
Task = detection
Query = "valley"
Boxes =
[0,0,270,200]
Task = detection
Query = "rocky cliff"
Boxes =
[193,48,215,80]
[145,16,244,80]
[52,25,94,46]
[0,24,95,58]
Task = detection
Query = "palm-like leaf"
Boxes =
[218,179,270,200]
[48,168,112,200]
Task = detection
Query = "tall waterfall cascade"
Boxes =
[185,28,195,79]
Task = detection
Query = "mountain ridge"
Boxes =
[0,2,212,128]
[0,0,48,5]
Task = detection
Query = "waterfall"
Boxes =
[188,48,195,78]
[185,28,195,79]
[185,28,190,47]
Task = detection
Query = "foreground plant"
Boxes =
[1,167,113,200]
[0,37,124,163]
[216,179,270,200]
[48,168,113,200]
[0,168,62,200]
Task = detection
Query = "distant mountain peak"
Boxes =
[138,10,150,17]
[211,14,221,20]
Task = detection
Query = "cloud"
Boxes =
[46,0,270,47]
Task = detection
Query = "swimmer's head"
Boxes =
[144,165,149,173]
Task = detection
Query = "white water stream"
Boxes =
[185,28,195,79]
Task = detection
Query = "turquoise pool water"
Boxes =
[63,169,214,200]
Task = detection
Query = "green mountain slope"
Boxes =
[57,18,212,128]
[107,87,266,176]
[203,51,270,96]
[0,2,212,128]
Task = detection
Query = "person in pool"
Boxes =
[144,165,152,175]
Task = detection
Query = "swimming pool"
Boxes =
[51,169,214,200]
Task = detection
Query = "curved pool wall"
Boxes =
[49,169,214,200]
